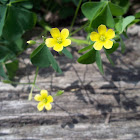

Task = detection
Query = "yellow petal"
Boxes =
[45,103,52,111]
[61,28,69,39]
[98,25,107,35]
[93,41,103,50]
[45,38,56,47]
[34,94,42,101]
[90,32,99,41]
[104,40,113,49]
[62,39,71,47]
[40,90,48,98]
[37,102,45,111]
[53,44,63,52]
[47,95,53,103]
[105,29,115,39]
[50,28,60,39]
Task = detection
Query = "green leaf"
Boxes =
[122,16,135,31]
[10,0,29,3]
[78,48,96,64]
[46,46,62,74]
[31,44,62,73]
[0,47,9,63]
[0,0,8,4]
[14,38,25,51]
[18,1,33,9]
[62,48,73,59]
[5,60,18,80]
[78,44,93,53]
[11,0,33,9]
[7,38,25,54]
[3,5,36,41]
[115,16,135,33]
[30,44,50,68]
[111,0,130,14]
[114,17,123,33]
[120,37,125,53]
[55,90,64,96]
[81,1,105,21]
[122,31,128,38]
[0,5,7,36]
[96,51,104,74]
[91,5,115,29]
[129,19,140,26]
[0,64,8,79]
[108,2,124,16]
[135,12,140,19]
[104,49,114,66]
[0,46,14,63]
[0,38,24,59]
[117,0,130,14]
[105,42,119,54]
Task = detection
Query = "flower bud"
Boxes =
[27,40,36,45]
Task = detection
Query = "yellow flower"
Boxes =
[90,24,115,50]
[34,89,53,111]
[45,28,71,52]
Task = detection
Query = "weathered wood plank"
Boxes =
[0,121,140,140]
[0,25,140,139]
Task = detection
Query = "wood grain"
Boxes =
[0,25,140,140]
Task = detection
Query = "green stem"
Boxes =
[28,67,39,100]
[10,0,28,4]
[38,20,51,32]
[2,80,33,85]
[33,67,39,85]
[70,0,83,32]
[101,0,108,2]
[34,85,41,90]
[70,21,89,36]
[68,37,89,45]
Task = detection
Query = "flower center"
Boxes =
[42,98,48,103]
[57,37,62,44]
[99,35,106,42]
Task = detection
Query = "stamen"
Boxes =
[99,35,106,42]
[57,37,62,44]
[43,98,48,103]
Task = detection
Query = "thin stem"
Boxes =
[70,0,83,32]
[10,0,28,4]
[28,85,34,100]
[33,67,39,85]
[2,80,33,85]
[70,21,89,36]
[38,20,51,32]
[68,37,89,45]
[34,85,41,90]
[28,67,39,100]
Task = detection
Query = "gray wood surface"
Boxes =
[0,25,140,140]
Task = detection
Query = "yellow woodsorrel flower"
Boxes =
[34,89,53,111]
[45,28,71,52]
[90,24,115,50]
